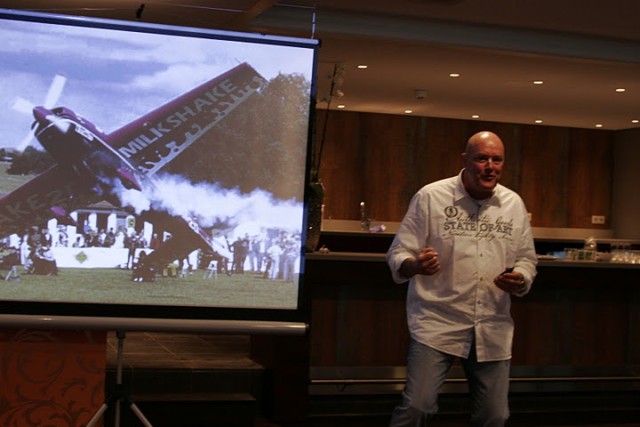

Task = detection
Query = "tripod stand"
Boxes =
[87,331,153,427]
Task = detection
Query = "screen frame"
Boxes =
[0,8,319,333]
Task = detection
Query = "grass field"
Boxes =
[1,163,300,310]
[0,266,299,309]
[0,161,33,194]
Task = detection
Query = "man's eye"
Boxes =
[475,156,503,164]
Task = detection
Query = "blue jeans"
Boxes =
[389,338,511,427]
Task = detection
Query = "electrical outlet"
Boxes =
[591,215,605,225]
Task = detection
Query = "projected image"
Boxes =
[0,13,316,312]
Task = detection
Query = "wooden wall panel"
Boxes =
[419,118,468,186]
[307,257,409,367]
[518,126,570,227]
[314,111,614,229]
[361,113,417,222]
[567,129,613,228]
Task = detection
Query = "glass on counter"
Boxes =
[562,243,639,264]
[564,248,577,260]
[578,249,596,261]
[564,248,596,261]
[611,245,640,264]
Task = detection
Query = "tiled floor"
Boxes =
[105,331,258,370]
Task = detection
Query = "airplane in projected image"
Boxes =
[0,62,267,280]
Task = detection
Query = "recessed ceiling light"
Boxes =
[404,109,413,114]
[449,73,460,78]
[615,88,626,92]
[632,119,639,124]
[595,124,603,128]
[357,64,368,69]
[535,119,543,124]
[533,80,544,85]
[471,115,480,119]
[337,104,345,109]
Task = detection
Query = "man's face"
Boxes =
[462,137,504,200]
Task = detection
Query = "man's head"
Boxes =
[461,131,505,200]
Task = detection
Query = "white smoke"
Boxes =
[119,173,303,238]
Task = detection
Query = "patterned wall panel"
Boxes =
[0,329,106,427]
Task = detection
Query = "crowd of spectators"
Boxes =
[203,230,300,282]
[1,225,148,275]
[2,225,301,282]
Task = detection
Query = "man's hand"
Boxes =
[399,248,440,278]
[494,270,526,294]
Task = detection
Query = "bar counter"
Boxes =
[304,245,640,400]
[307,250,640,269]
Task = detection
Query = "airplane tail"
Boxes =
[135,210,215,274]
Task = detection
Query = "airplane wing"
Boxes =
[107,62,267,176]
[0,165,88,237]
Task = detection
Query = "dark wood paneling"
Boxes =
[307,257,409,366]
[315,112,614,229]
[567,129,613,228]
[511,265,636,366]
[518,126,570,227]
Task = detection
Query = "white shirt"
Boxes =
[386,171,537,362]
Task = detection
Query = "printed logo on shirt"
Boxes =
[444,206,458,218]
[442,206,513,241]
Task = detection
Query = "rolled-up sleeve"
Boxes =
[511,201,537,297]
[386,192,427,284]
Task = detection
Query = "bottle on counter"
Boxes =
[581,236,597,261]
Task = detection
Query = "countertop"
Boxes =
[305,251,640,269]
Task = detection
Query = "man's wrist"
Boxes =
[399,257,418,278]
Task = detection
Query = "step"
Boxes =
[105,392,257,427]
[106,366,265,396]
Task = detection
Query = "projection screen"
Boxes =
[0,8,319,334]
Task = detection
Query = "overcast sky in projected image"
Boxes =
[0,17,315,149]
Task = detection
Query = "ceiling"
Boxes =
[1,0,639,130]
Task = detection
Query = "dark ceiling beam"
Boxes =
[228,0,278,28]
[252,6,640,64]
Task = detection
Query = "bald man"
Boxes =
[387,131,537,427]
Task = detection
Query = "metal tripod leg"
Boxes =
[87,331,153,427]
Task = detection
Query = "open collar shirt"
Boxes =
[386,171,537,362]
